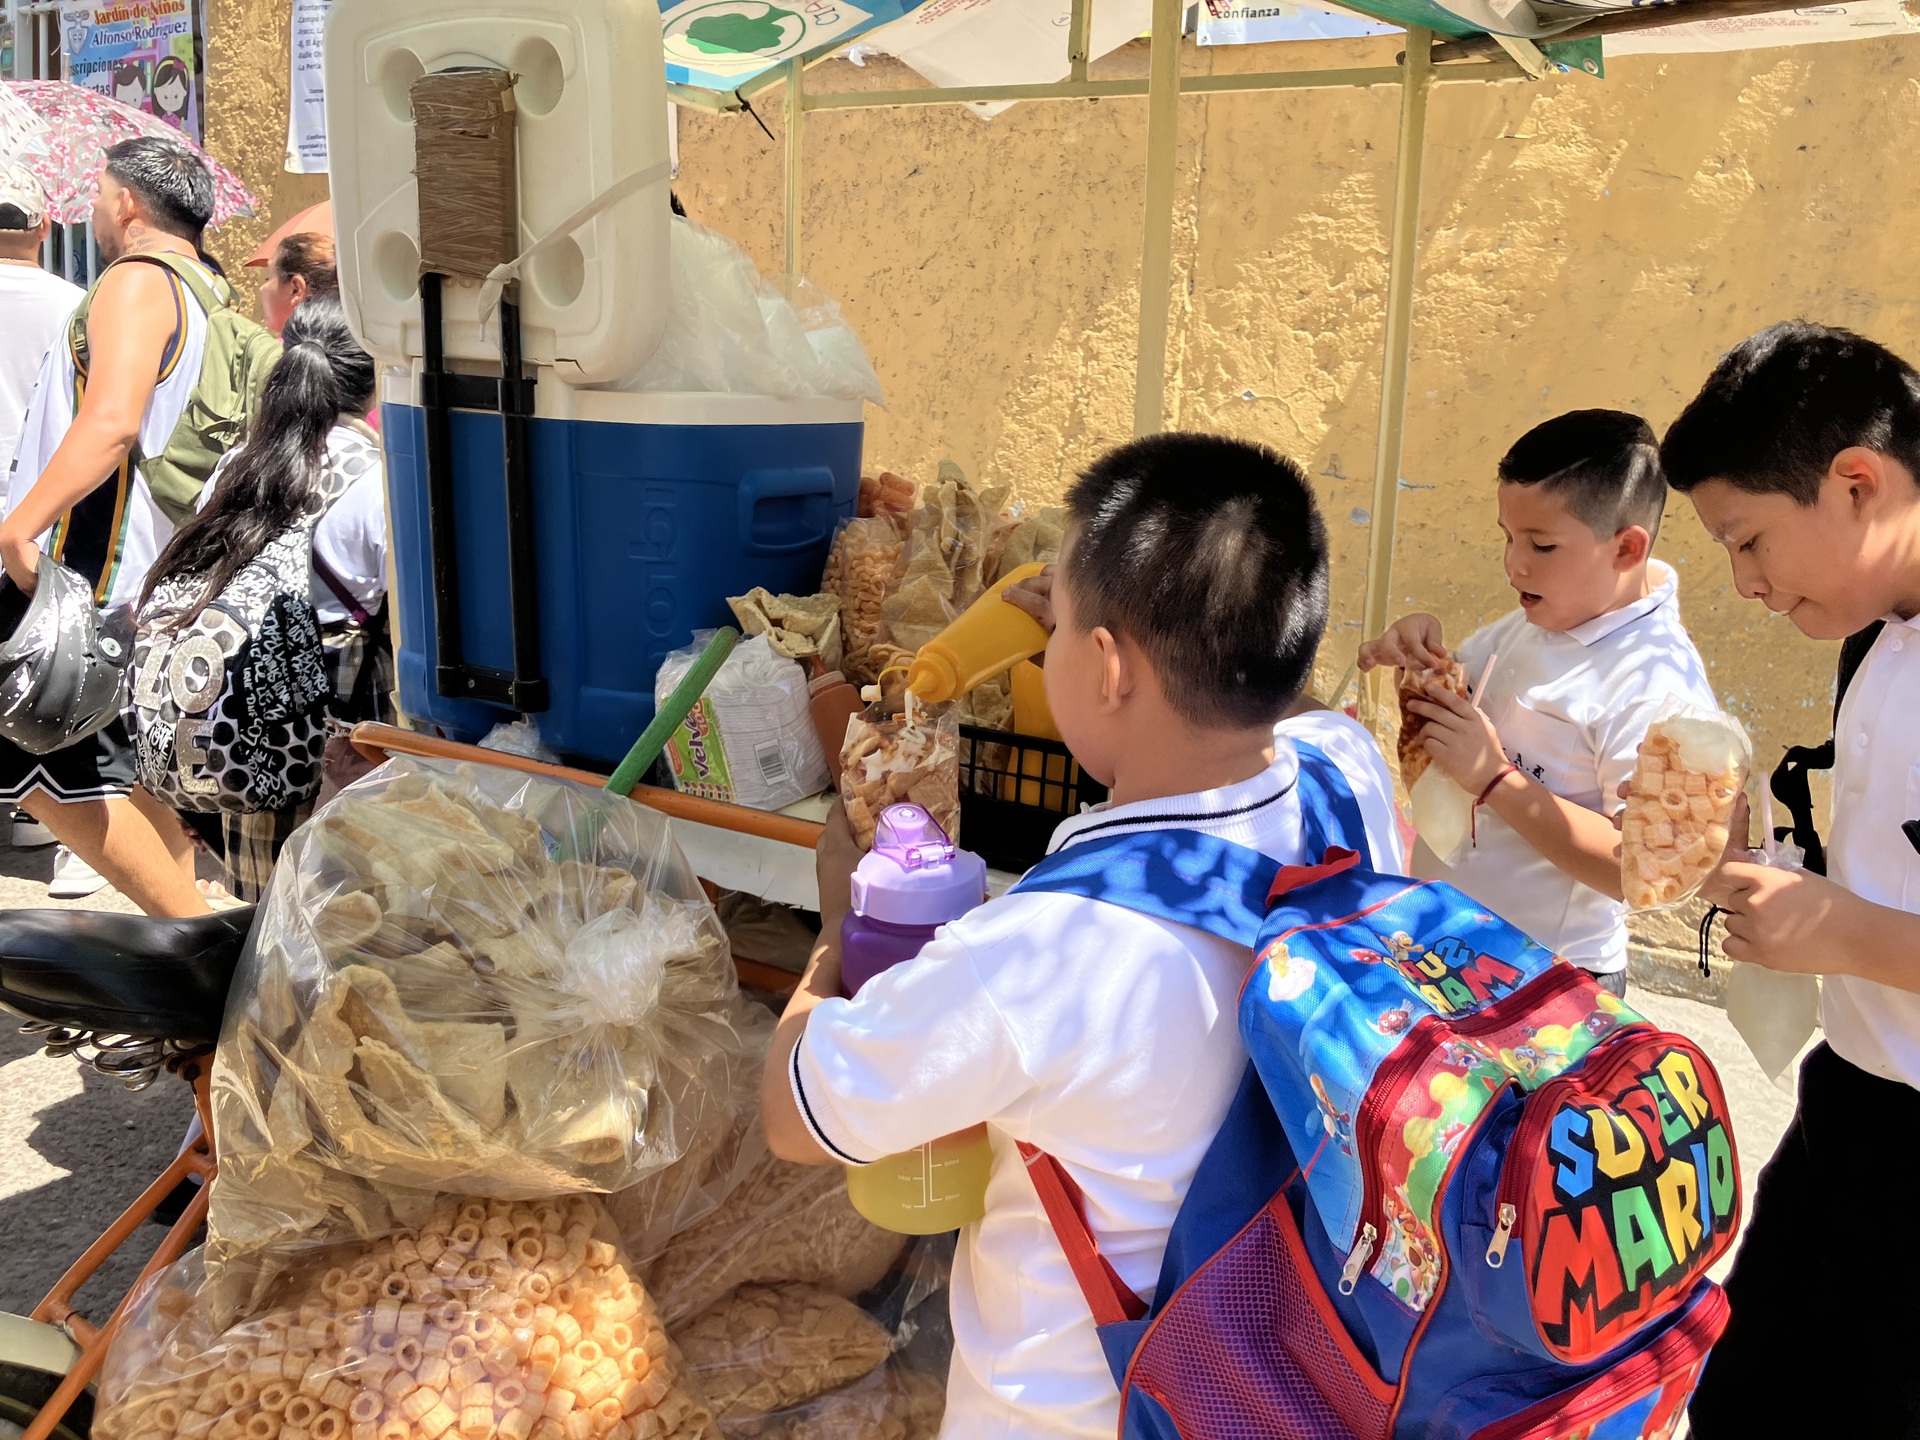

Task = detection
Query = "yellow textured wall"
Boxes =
[200,11,1912,985]
[200,0,328,312]
[671,32,1918,987]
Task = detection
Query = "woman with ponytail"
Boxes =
[134,292,390,900]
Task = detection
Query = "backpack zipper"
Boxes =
[1466,1284,1729,1440]
[1486,1027,1672,1269]
[1344,964,1601,1297]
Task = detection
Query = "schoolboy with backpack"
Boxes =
[761,433,1739,1439]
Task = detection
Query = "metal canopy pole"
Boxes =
[1132,0,1183,437]
[784,56,804,275]
[1361,25,1434,717]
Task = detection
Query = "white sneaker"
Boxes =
[49,844,108,899]
[10,813,54,848]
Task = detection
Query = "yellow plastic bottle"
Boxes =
[905,561,1050,703]
[1007,658,1070,806]
[845,1124,995,1235]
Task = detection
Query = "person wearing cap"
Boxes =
[0,166,82,490]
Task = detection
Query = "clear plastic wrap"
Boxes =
[1722,836,1820,1087]
[821,520,905,688]
[655,635,830,812]
[672,1286,892,1427]
[94,1196,722,1440]
[877,479,1011,659]
[1394,660,1468,793]
[634,1153,909,1331]
[838,701,959,852]
[612,220,882,405]
[1620,706,1751,911]
[207,757,761,1321]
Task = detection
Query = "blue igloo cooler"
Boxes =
[382,375,863,767]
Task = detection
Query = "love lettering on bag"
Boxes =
[1525,1038,1738,1362]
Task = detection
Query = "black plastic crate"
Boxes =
[957,724,1108,873]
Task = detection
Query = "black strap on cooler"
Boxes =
[418,272,549,713]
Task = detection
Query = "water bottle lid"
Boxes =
[851,804,988,925]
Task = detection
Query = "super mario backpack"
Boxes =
[1011,743,1739,1440]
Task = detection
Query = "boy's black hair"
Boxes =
[1062,433,1328,730]
[1661,322,1920,505]
[1498,409,1666,542]
[103,136,213,241]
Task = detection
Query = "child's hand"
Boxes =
[1004,566,1056,635]
[1357,613,1448,673]
[815,797,862,934]
[1696,795,1840,974]
[1403,683,1508,796]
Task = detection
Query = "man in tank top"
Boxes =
[0,138,221,916]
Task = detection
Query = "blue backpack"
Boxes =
[1012,743,1738,1440]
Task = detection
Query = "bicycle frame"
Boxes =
[22,1051,218,1440]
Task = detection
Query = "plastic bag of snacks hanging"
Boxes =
[93,1196,721,1440]
[821,519,905,688]
[837,696,959,853]
[205,756,762,1320]
[1619,703,1752,911]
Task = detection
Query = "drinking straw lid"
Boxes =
[850,804,988,925]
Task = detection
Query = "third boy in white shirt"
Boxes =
[1363,410,1720,992]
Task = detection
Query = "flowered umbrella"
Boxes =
[4,80,257,226]
[0,83,50,171]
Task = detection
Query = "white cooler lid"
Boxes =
[326,0,672,385]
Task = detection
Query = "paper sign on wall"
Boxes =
[285,0,329,173]
[1197,0,1400,45]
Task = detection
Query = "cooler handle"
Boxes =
[738,467,839,556]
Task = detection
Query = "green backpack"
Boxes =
[69,252,283,526]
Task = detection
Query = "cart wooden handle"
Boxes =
[349,723,826,850]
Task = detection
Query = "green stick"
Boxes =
[606,626,740,797]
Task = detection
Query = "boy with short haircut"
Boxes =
[1360,409,1719,995]
[759,433,1404,1440]
[1659,323,1920,1437]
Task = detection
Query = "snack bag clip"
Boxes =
[839,804,992,1235]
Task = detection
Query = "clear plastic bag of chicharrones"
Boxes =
[206,756,762,1323]
[93,1195,724,1440]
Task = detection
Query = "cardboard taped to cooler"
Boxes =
[325,0,671,381]
[411,69,519,281]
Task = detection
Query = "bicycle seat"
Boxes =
[0,907,255,1045]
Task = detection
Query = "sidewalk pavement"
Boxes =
[0,827,1812,1341]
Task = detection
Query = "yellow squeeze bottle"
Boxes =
[1008,659,1069,806]
[905,561,1050,703]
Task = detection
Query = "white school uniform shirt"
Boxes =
[6,256,210,610]
[792,711,1404,1440]
[1421,560,1717,974]
[1817,611,1920,1088]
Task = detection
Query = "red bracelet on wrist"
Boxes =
[1475,764,1518,807]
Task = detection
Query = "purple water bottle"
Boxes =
[840,804,988,997]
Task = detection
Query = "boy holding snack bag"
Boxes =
[1659,324,1920,1438]
[1359,410,1721,995]
[760,434,1404,1440]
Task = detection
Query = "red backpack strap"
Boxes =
[1017,1142,1149,1326]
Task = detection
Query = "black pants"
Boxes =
[1690,1042,1920,1438]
